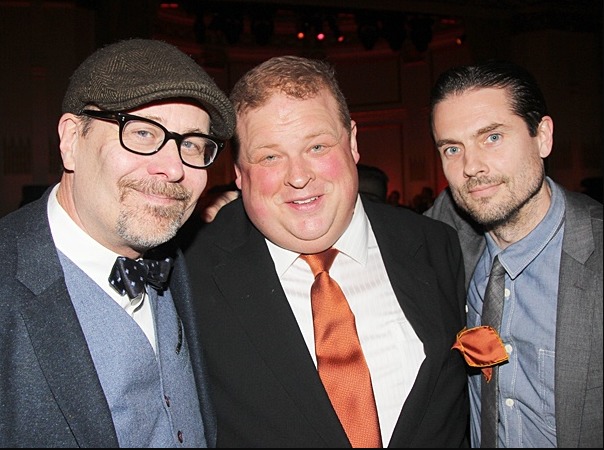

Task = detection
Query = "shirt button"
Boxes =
[504,288,511,298]
[177,431,183,443]
[164,395,171,407]
[505,398,514,407]
[505,344,513,354]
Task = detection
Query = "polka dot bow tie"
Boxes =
[108,256,174,299]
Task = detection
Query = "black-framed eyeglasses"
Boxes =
[81,110,225,169]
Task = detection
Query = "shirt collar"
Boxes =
[47,184,124,298]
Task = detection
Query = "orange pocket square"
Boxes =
[452,326,509,382]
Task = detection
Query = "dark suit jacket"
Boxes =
[184,196,469,448]
[426,184,603,448]
[0,187,216,448]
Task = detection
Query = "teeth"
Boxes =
[293,196,317,204]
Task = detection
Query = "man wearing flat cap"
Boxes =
[0,39,235,448]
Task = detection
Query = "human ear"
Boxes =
[58,113,80,171]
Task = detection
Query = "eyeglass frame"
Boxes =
[80,109,226,169]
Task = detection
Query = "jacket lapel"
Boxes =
[168,250,217,447]
[15,195,118,447]
[211,219,350,446]
[555,190,600,448]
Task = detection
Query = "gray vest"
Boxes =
[59,253,206,447]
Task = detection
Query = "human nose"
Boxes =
[462,146,488,178]
[148,139,186,181]
[285,156,314,188]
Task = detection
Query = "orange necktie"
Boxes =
[301,249,382,448]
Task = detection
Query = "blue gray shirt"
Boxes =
[467,177,565,448]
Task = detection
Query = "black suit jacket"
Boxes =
[184,196,469,447]
[0,187,216,448]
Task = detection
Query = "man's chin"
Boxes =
[465,204,510,228]
[130,227,178,250]
[118,211,182,249]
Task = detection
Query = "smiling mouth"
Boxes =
[465,184,502,202]
[292,196,318,205]
[469,185,494,193]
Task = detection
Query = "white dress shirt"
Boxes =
[267,195,425,445]
[47,184,157,352]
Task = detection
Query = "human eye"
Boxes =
[248,148,279,166]
[180,136,217,165]
[124,121,161,145]
[486,133,502,144]
[306,132,337,156]
[308,141,334,157]
[443,145,461,157]
[181,137,203,155]
[262,153,279,163]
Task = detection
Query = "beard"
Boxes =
[116,178,192,252]
[451,166,546,230]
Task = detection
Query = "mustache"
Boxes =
[463,176,504,192]
[119,178,191,203]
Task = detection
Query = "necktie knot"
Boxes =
[301,248,338,277]
[109,256,174,300]
[481,255,506,329]
[489,256,506,278]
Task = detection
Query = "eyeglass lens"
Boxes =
[122,120,218,168]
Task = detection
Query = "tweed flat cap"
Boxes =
[62,38,235,140]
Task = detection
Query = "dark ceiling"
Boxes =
[189,0,603,32]
[69,0,601,54]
